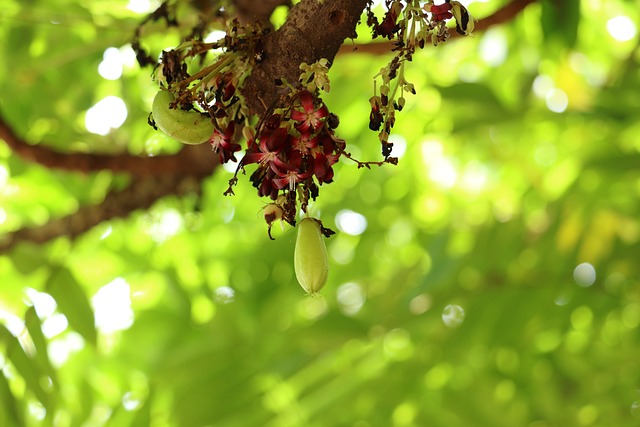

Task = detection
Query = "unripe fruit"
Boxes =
[294,217,329,294]
[151,90,214,145]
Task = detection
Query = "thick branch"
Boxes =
[242,0,369,115]
[233,0,291,25]
[0,113,216,252]
[0,175,203,253]
[339,0,537,55]
[0,113,217,177]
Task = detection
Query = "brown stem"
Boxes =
[0,113,217,177]
[339,0,537,56]
[0,175,203,253]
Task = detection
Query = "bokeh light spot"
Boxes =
[85,96,127,135]
[546,88,568,113]
[479,28,508,66]
[392,402,417,425]
[191,294,216,323]
[494,379,516,402]
[383,328,413,361]
[335,210,367,236]
[424,363,453,389]
[98,47,123,80]
[92,277,134,333]
[573,263,596,287]
[571,306,593,330]
[25,288,57,318]
[388,134,407,158]
[214,286,235,304]
[337,282,365,316]
[533,74,554,98]
[409,294,432,315]
[607,16,637,42]
[442,304,465,327]
[127,0,153,13]
[577,404,598,425]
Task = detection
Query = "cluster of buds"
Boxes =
[365,0,475,157]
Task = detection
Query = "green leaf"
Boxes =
[434,82,512,130]
[102,397,150,427]
[8,243,48,275]
[45,267,97,346]
[24,307,58,388]
[130,399,151,427]
[0,369,23,427]
[585,153,640,172]
[541,0,581,48]
[71,380,94,426]
[0,324,52,411]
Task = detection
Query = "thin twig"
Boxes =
[339,0,537,56]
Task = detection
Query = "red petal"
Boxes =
[315,103,329,119]
[290,110,307,122]
[298,90,315,113]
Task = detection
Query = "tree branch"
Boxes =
[0,113,217,252]
[233,0,292,26]
[0,174,203,253]
[338,0,537,56]
[242,0,369,115]
[0,113,217,177]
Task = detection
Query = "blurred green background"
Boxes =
[1,0,639,426]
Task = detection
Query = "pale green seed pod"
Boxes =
[151,90,214,145]
[294,217,329,294]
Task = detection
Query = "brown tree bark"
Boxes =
[0,117,216,177]
[0,175,203,253]
[242,0,369,116]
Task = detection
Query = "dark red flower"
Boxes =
[374,2,403,39]
[431,2,453,21]
[291,131,319,155]
[271,151,314,190]
[209,122,241,163]
[313,153,335,184]
[291,91,328,133]
[251,166,279,199]
[221,78,235,102]
[317,131,341,165]
[243,127,289,166]
[213,73,236,102]
[263,114,282,134]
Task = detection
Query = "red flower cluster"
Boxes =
[243,90,343,201]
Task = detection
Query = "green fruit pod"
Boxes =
[151,89,214,145]
[294,217,329,294]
